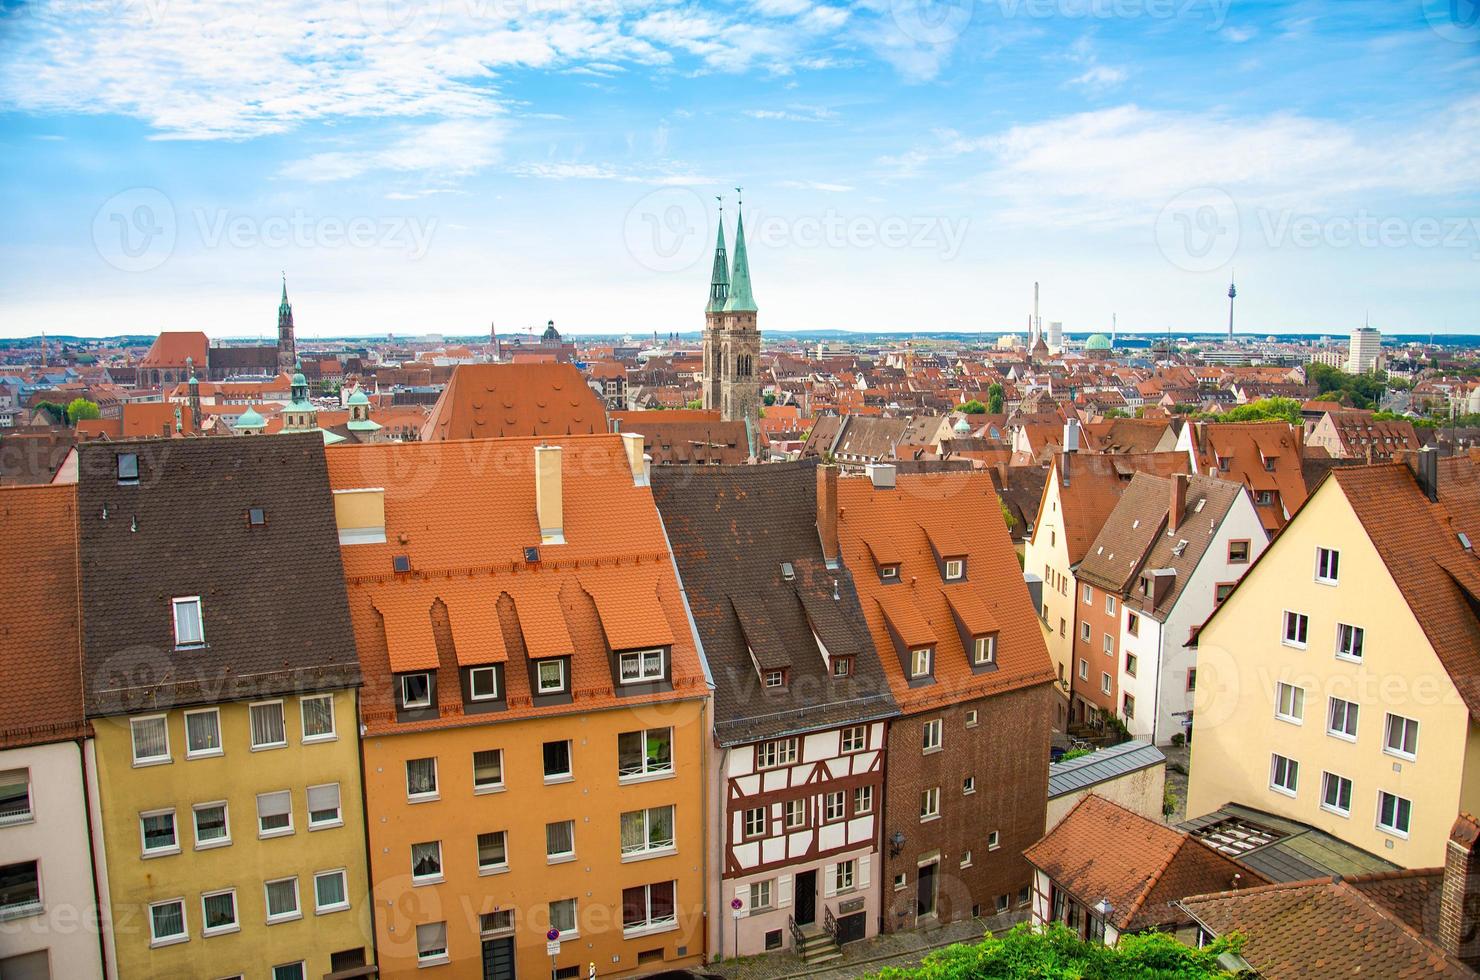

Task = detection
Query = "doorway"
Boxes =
[482,936,515,980]
[917,862,938,917]
[795,869,817,926]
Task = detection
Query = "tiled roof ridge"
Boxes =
[1120,825,1196,929]
[1333,875,1471,970]
[345,550,672,587]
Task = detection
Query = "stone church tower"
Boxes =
[277,275,297,372]
[701,200,761,454]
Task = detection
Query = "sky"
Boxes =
[0,0,1477,340]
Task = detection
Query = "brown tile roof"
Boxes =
[140,331,209,369]
[1190,421,1307,531]
[1025,795,1263,932]
[327,435,708,736]
[1080,418,1174,454]
[839,470,1057,716]
[616,419,748,465]
[420,362,607,441]
[0,484,88,747]
[1044,452,1192,564]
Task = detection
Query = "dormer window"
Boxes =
[171,597,204,648]
[536,660,566,695]
[944,559,964,581]
[880,564,900,582]
[1263,456,1276,472]
[973,634,997,666]
[763,669,786,689]
[617,649,665,685]
[401,673,432,709]
[831,657,853,678]
[469,667,499,702]
[117,452,139,485]
[1139,575,1151,596]
[910,647,933,678]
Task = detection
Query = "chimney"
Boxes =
[1409,446,1440,503]
[1439,813,1480,969]
[818,463,840,568]
[620,432,648,487]
[1169,474,1189,533]
[867,463,896,490]
[1063,417,1080,454]
[534,445,564,544]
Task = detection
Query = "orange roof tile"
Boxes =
[421,363,607,441]
[581,566,674,651]
[374,594,441,672]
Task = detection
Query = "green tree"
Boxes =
[1102,407,1130,419]
[997,495,1016,532]
[1307,362,1388,410]
[33,401,66,425]
[987,383,1005,415]
[66,398,101,423]
[685,399,702,410]
[763,393,777,406]
[868,923,1244,979]
[958,400,988,415]
[1199,397,1302,425]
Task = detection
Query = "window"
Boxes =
[1080,622,1092,642]
[537,659,566,693]
[1377,791,1412,837]
[944,559,964,581]
[1125,653,1138,678]
[880,564,899,581]
[831,657,852,677]
[824,791,845,822]
[618,728,672,778]
[1215,582,1235,605]
[1187,669,1198,692]
[469,665,499,701]
[406,757,438,800]
[249,701,286,749]
[835,859,856,892]
[749,880,773,912]
[140,809,178,856]
[963,776,975,795]
[1321,772,1353,816]
[922,718,943,752]
[201,889,238,936]
[920,787,940,821]
[618,648,665,684]
[965,709,978,728]
[481,910,515,935]
[183,709,222,759]
[757,738,797,769]
[273,964,306,980]
[411,841,443,881]
[193,802,229,848]
[1100,672,1111,695]
[840,725,867,752]
[1384,714,1419,760]
[763,670,785,688]
[973,635,996,666]
[854,785,874,815]
[172,597,204,647]
[893,872,908,891]
[744,807,766,838]
[987,829,1000,849]
[474,749,504,791]
[416,922,448,964]
[1082,584,1093,605]
[1336,623,1365,662]
[0,771,30,825]
[478,831,508,872]
[257,790,292,837]
[1256,490,1274,506]
[1228,540,1250,563]
[264,877,300,922]
[248,506,266,526]
[1327,698,1359,741]
[401,673,432,708]
[960,850,972,868]
[546,820,575,861]
[1078,659,1088,680]
[116,452,139,484]
[911,647,933,678]
[131,715,170,765]
[1122,694,1135,720]
[622,881,676,933]
[1105,594,1116,615]
[549,898,577,935]
[621,806,675,856]
[784,799,806,829]
[1275,682,1305,723]
[300,695,336,741]
[1282,611,1309,647]
[314,869,349,912]
[148,898,186,946]
[1270,754,1299,796]
[543,740,573,780]
[1127,611,1139,636]
[1102,632,1114,654]
[307,784,341,828]
[1316,547,1340,584]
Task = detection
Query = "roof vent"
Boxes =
[1460,532,1473,552]
[780,562,795,581]
[392,555,411,574]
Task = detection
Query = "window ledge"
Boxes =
[1384,750,1417,763]
[1326,732,1357,744]
[309,820,345,832]
[618,770,676,786]
[301,734,339,745]
[919,814,940,824]
[407,794,440,805]
[1320,805,1351,819]
[194,838,231,851]
[621,846,677,864]
[148,934,188,948]
[186,750,224,761]
[132,758,172,769]
[203,925,241,938]
[417,956,450,969]
[1281,641,1308,650]
[474,784,506,796]
[543,774,575,786]
[1378,827,1410,840]
[316,903,350,916]
[622,921,679,940]
[0,902,43,923]
[412,875,445,887]
[547,854,577,866]
[922,746,942,756]
[0,814,34,828]
[258,829,295,840]
[266,912,304,925]
[1269,785,1297,798]
[250,743,288,753]
[142,847,181,859]
[478,865,510,877]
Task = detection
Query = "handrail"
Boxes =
[787,914,805,951]
[823,904,838,942]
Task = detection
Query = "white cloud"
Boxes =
[1069,64,1128,88]
[1221,25,1257,42]
[510,161,717,184]
[778,179,854,192]
[742,105,837,121]
[279,119,508,183]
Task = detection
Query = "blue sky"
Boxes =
[1,0,1476,339]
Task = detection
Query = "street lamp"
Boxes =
[889,830,906,858]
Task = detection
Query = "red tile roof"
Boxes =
[139,331,209,369]
[420,363,607,441]
[1044,452,1192,564]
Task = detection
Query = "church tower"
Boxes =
[277,274,297,372]
[701,192,761,453]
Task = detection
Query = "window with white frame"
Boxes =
[299,695,335,741]
[910,647,933,678]
[306,784,341,828]
[960,850,972,868]
[1101,672,1111,695]
[922,718,943,752]
[618,648,665,684]
[171,597,204,648]
[757,738,797,769]
[944,559,964,581]
[264,877,300,922]
[201,889,238,936]
[1082,584,1093,605]
[549,898,578,935]
[840,725,867,752]
[1275,682,1305,723]
[148,898,187,946]
[763,670,785,688]
[1105,594,1116,615]
[749,880,773,912]
[0,771,31,825]
[411,840,443,881]
[854,785,874,815]
[824,791,845,822]
[965,709,978,727]
[140,809,178,856]
[784,799,806,829]
[621,806,674,856]
[184,709,222,758]
[963,775,976,795]
[272,964,306,980]
[973,635,996,666]
[406,757,438,799]
[987,829,1000,849]
[920,787,940,820]
[313,869,348,912]
[474,749,504,791]
[469,665,499,701]
[1384,714,1419,760]
[1321,772,1352,816]
[1336,623,1365,662]
[546,820,575,861]
[193,802,229,848]
[1080,621,1092,642]
[478,831,508,872]
[835,859,856,892]
[744,807,766,838]
[248,702,286,749]
[256,790,292,837]
[1270,754,1299,796]
[416,921,448,964]
[1079,659,1088,680]
[1315,547,1340,584]
[1327,698,1359,740]
[536,659,566,694]
[618,728,672,778]
[1102,632,1114,654]
[400,673,432,709]
[1377,791,1412,837]
[543,740,573,780]
[622,881,676,933]
[1283,611,1309,648]
[131,715,170,765]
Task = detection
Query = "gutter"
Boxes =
[354,687,381,974]
[76,737,109,980]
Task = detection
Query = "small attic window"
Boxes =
[1172,540,1188,557]
[392,555,412,574]
[780,562,795,581]
[1460,532,1473,552]
[880,564,900,582]
[1131,519,1140,529]
[248,507,266,527]
[117,452,139,485]
[1195,499,1207,513]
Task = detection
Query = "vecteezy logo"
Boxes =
[92,187,177,273]
[889,0,974,45]
[357,0,443,42]
[1154,187,1240,273]
[622,187,709,274]
[1422,0,1480,42]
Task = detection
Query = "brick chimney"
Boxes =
[817,463,840,568]
[1169,474,1189,533]
[534,445,564,544]
[1440,813,1480,969]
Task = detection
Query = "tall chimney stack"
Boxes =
[1169,474,1189,534]
[534,445,565,544]
[620,432,648,487]
[1439,813,1480,970]
[818,463,840,568]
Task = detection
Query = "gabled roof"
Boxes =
[140,331,209,369]
[420,362,607,441]
[1189,421,1307,531]
[1042,452,1191,564]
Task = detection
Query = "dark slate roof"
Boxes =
[77,433,361,716]
[651,460,899,745]
[1179,803,1399,883]
[1048,739,1165,799]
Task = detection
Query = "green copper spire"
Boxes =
[279,273,290,314]
[723,196,757,313]
[706,210,730,313]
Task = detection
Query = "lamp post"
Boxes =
[730,897,744,960]
[1092,898,1113,945]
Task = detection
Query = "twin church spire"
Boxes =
[701,191,762,452]
[706,195,757,315]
